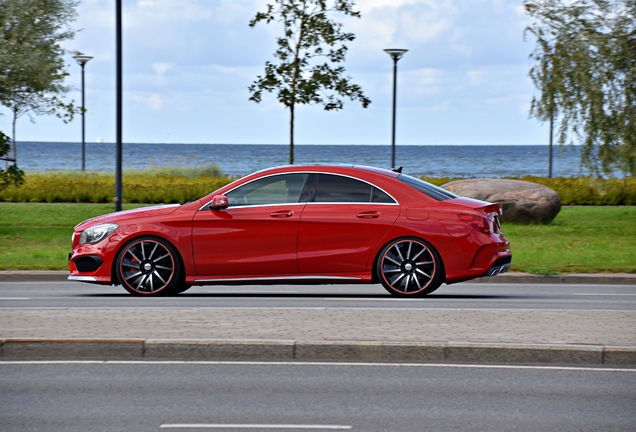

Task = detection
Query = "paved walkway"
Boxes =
[2,271,635,365]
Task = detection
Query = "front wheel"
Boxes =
[376,238,443,296]
[116,236,183,295]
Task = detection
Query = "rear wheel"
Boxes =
[116,236,183,295]
[377,238,443,296]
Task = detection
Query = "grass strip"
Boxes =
[1,203,634,274]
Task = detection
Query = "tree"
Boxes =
[249,0,371,164]
[0,0,79,166]
[0,131,24,191]
[525,0,636,177]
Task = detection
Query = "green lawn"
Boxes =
[1,203,634,274]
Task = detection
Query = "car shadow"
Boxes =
[79,292,520,300]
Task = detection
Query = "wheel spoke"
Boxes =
[148,242,159,261]
[392,272,406,285]
[148,273,155,291]
[136,274,147,289]
[411,247,427,261]
[383,268,402,274]
[393,244,404,261]
[124,271,142,281]
[127,250,141,264]
[384,255,401,266]
[140,242,147,260]
[153,270,167,285]
[403,274,411,292]
[155,264,172,271]
[413,273,423,289]
[416,260,434,267]
[416,268,432,279]
[153,253,170,263]
[122,258,140,269]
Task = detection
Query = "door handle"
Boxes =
[271,211,294,218]
[356,211,380,219]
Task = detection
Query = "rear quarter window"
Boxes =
[397,175,458,201]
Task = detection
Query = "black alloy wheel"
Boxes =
[116,236,183,295]
[377,238,443,296]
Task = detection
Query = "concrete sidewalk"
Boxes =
[1,270,636,284]
[1,307,635,366]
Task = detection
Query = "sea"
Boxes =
[14,142,587,178]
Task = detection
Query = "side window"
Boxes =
[372,187,394,203]
[315,174,394,203]
[226,173,308,207]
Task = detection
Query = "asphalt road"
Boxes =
[1,361,634,432]
[1,281,635,310]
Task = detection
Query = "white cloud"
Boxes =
[131,93,164,111]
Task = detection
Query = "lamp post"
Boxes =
[384,48,408,169]
[72,53,93,171]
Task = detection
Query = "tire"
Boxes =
[116,236,183,295]
[376,237,443,296]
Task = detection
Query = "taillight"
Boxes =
[458,214,493,234]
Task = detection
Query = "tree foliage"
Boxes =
[0,131,24,191]
[525,0,636,177]
[249,0,371,164]
[0,0,79,164]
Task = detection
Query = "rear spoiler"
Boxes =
[482,203,502,216]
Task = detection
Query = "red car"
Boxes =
[68,165,511,296]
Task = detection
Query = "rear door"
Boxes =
[297,173,400,274]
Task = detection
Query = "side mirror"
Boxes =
[210,195,229,210]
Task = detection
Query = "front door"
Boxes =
[191,173,308,277]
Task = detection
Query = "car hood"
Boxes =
[74,204,181,230]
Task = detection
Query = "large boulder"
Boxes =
[441,179,561,224]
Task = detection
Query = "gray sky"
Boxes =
[0,0,548,146]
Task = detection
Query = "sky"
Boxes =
[0,0,549,146]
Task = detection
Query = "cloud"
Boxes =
[131,93,164,111]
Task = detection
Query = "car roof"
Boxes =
[261,164,401,179]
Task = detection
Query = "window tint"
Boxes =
[226,173,308,207]
[397,174,458,201]
[315,174,395,203]
[371,187,394,203]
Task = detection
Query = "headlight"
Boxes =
[79,223,119,245]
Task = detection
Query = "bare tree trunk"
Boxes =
[12,108,17,165]
[289,103,294,165]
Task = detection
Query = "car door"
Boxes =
[297,173,400,274]
[192,173,308,277]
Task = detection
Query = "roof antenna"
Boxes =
[391,166,403,173]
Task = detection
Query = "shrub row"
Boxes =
[0,170,235,204]
[1,170,634,205]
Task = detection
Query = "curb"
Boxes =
[1,338,634,366]
[1,271,635,285]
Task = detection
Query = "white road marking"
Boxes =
[572,293,636,296]
[160,424,351,429]
[0,297,30,300]
[1,360,634,372]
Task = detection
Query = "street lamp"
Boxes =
[384,48,408,169]
[73,52,93,171]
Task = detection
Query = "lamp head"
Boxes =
[73,54,93,66]
[384,49,408,61]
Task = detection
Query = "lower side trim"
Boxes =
[67,275,98,282]
[193,275,363,284]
